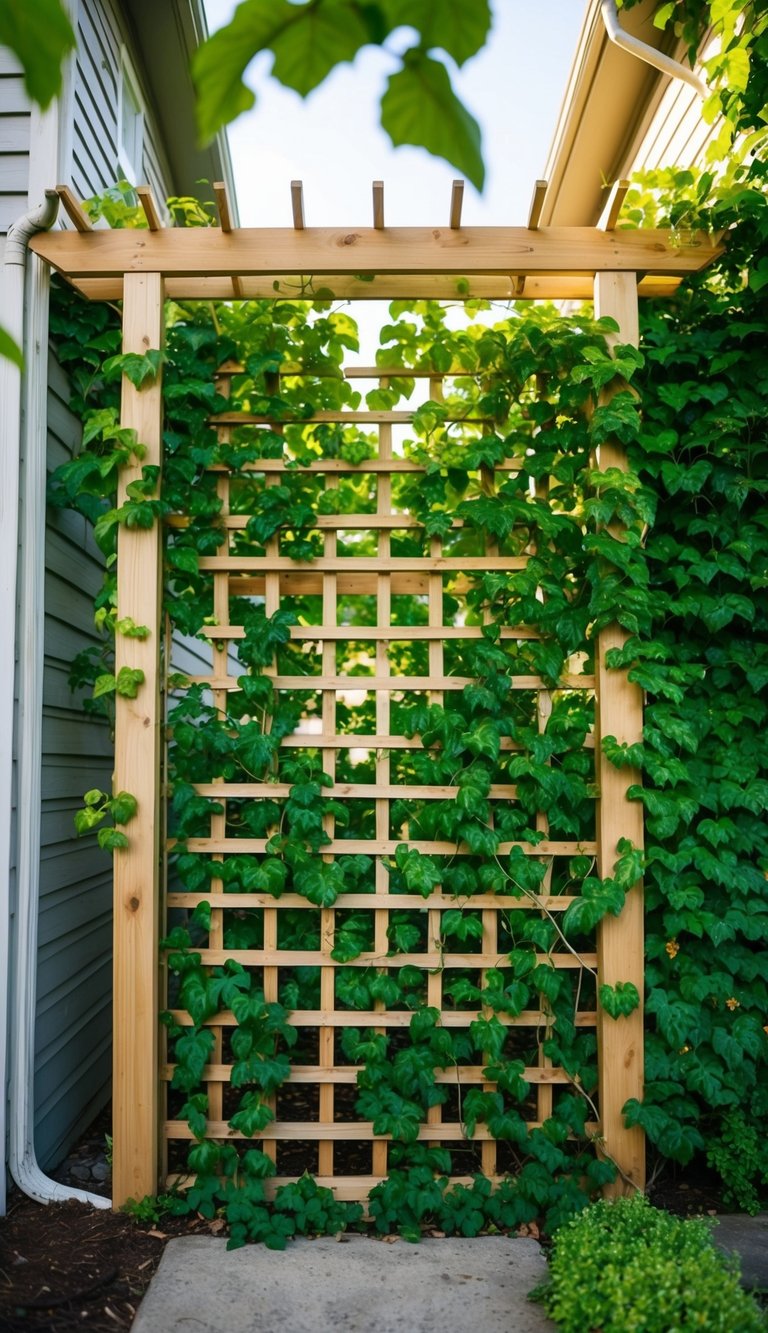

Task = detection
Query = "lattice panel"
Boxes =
[162,363,601,1200]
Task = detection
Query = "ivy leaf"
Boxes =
[599,981,641,1018]
[382,0,491,65]
[167,545,200,576]
[97,827,129,851]
[238,726,277,777]
[115,667,145,699]
[387,920,421,955]
[172,1028,215,1091]
[0,0,76,108]
[461,719,500,761]
[192,0,295,142]
[270,1,372,95]
[103,350,164,388]
[395,846,443,898]
[229,1093,275,1137]
[180,1093,209,1142]
[441,909,484,944]
[110,791,138,825]
[380,52,484,191]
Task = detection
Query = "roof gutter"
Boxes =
[600,0,707,99]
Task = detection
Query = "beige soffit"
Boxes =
[123,0,239,223]
[542,0,677,225]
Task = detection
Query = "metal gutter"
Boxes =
[542,0,677,224]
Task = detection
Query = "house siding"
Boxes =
[31,0,177,1172]
[71,0,173,205]
[0,48,30,234]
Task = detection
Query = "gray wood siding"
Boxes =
[34,353,115,1170]
[72,0,174,201]
[33,0,181,1173]
[0,48,30,232]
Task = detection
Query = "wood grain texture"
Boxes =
[29,224,723,278]
[593,271,645,1192]
[112,274,164,1208]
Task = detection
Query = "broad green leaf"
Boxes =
[110,791,138,825]
[193,0,297,142]
[93,673,117,699]
[270,1,371,95]
[382,0,492,66]
[0,0,76,109]
[0,324,23,370]
[380,53,485,191]
[599,981,641,1019]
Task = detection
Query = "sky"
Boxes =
[202,1,585,228]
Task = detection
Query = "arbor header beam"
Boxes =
[30,224,722,285]
[47,273,686,303]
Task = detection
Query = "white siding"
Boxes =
[0,48,30,232]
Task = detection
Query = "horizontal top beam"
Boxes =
[30,224,723,286]
[47,273,686,303]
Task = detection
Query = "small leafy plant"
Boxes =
[706,1109,768,1215]
[538,1194,766,1333]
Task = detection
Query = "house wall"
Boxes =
[621,30,721,179]
[30,0,177,1172]
[0,48,31,237]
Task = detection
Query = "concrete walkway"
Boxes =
[132,1235,554,1333]
[713,1213,768,1290]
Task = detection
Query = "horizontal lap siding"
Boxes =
[35,353,114,1170]
[0,48,30,233]
[35,0,177,1170]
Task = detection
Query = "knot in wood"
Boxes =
[128,896,140,912]
[341,233,359,247]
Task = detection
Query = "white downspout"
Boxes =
[2,194,109,1210]
[0,193,57,1213]
[600,0,708,99]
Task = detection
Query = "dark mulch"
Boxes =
[1,1192,160,1331]
[0,1190,216,1333]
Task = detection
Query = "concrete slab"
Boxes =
[132,1234,554,1333]
[712,1213,768,1290]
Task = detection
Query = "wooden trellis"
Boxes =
[31,179,723,1208]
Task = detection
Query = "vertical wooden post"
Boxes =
[593,271,645,1191]
[112,273,165,1206]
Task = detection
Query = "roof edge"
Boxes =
[542,0,678,225]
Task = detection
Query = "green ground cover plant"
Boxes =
[538,1194,766,1332]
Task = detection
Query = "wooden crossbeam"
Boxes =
[177,837,597,856]
[169,1008,599,1029]
[167,892,577,911]
[162,1063,574,1085]
[29,225,723,280]
[52,273,686,302]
